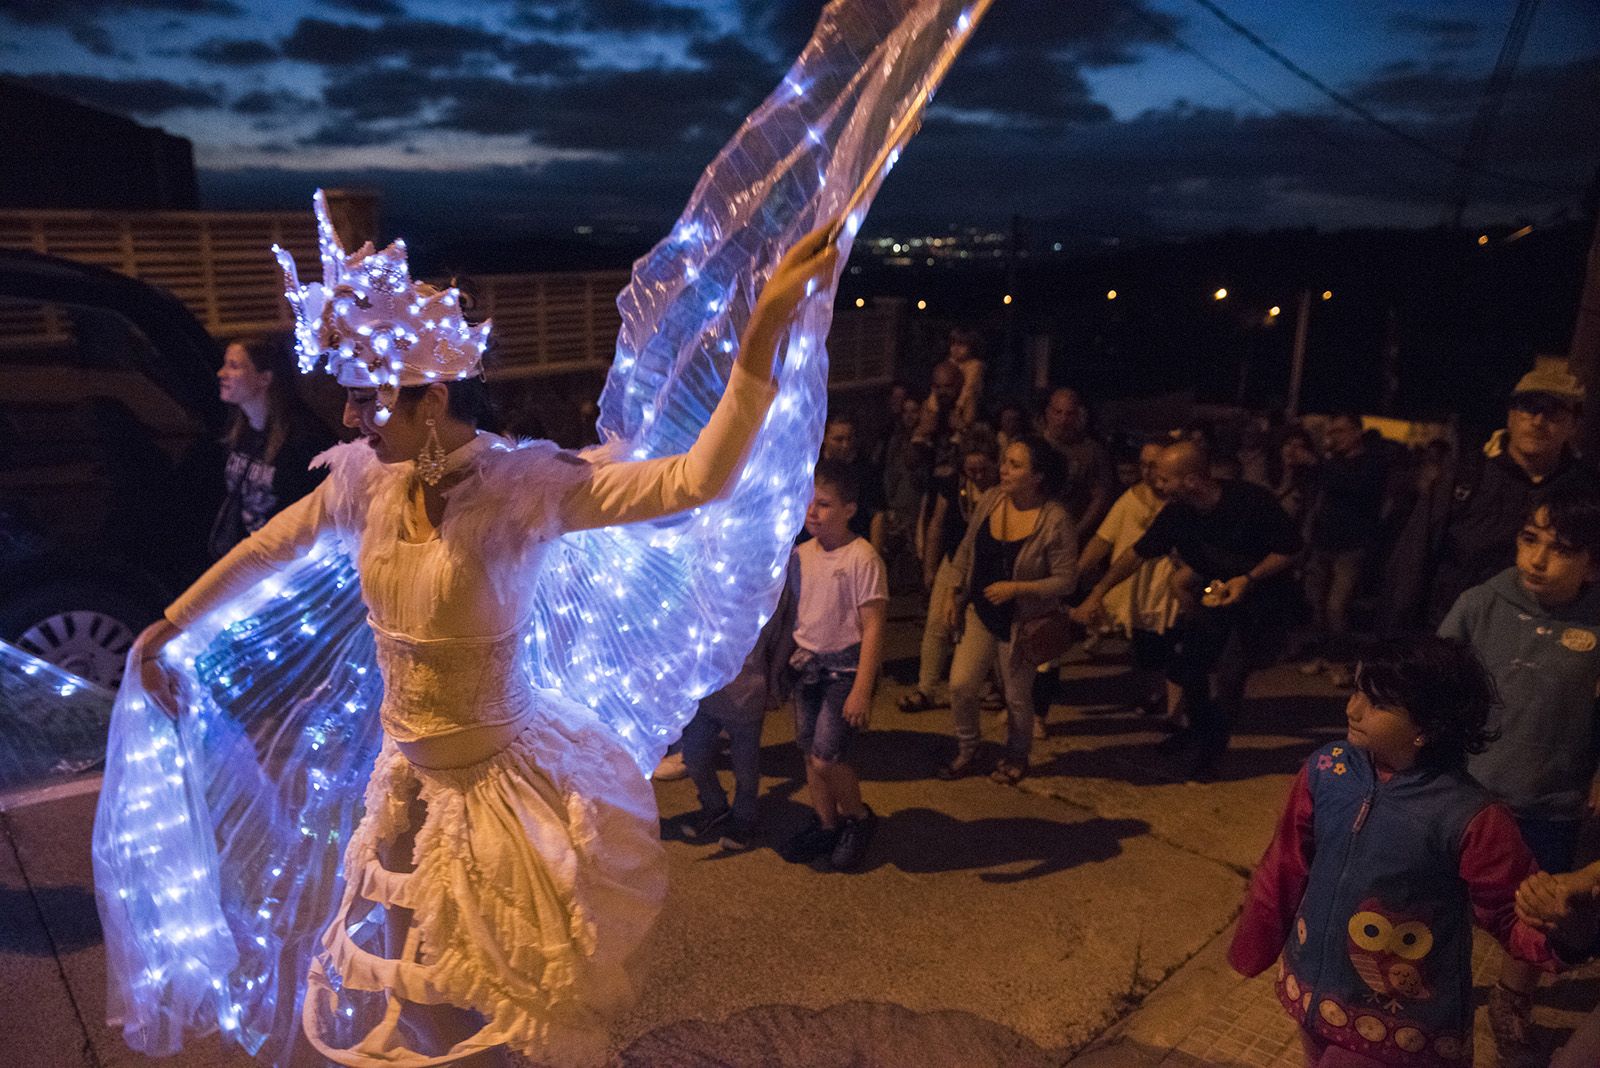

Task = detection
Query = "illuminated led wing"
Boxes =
[0,641,112,792]
[536,0,992,774]
[92,548,381,1063]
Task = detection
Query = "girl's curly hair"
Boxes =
[1353,635,1500,771]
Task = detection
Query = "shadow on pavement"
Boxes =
[617,999,1060,1067]
[1038,740,1320,785]
[739,779,1146,881]
[0,883,102,955]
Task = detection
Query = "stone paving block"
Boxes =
[0,811,94,1068]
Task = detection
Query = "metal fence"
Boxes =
[0,210,899,385]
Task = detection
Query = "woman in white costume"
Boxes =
[125,198,833,1065]
[94,2,997,1063]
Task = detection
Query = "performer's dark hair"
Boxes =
[397,376,496,429]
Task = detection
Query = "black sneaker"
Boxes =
[682,807,732,843]
[718,818,756,852]
[829,806,877,871]
[780,819,840,863]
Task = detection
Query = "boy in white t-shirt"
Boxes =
[780,458,888,871]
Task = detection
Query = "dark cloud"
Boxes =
[300,122,405,147]
[454,35,777,149]
[281,16,507,69]
[1352,59,1473,118]
[17,72,222,114]
[900,0,1180,130]
[231,88,315,115]
[0,0,240,24]
[322,65,443,121]
[68,23,120,55]
[1350,53,1600,134]
[1386,13,1480,52]
[500,37,585,78]
[880,55,1598,232]
[737,1,828,61]
[510,0,713,36]
[967,0,1179,61]
[933,47,1111,126]
[318,33,778,150]
[193,36,278,65]
[327,0,407,16]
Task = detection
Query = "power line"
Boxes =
[1445,0,1542,226]
[1131,10,1443,202]
[1184,0,1581,197]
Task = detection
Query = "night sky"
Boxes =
[2,0,1596,246]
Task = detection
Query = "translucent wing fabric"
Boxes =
[537,0,989,771]
[95,551,383,1061]
[92,0,991,1062]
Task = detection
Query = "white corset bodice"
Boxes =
[369,619,533,742]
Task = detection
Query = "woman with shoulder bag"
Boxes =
[938,436,1077,784]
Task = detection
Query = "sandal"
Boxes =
[1488,983,1535,1054]
[935,750,979,780]
[897,690,941,713]
[990,758,1026,785]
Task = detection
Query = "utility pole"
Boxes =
[1285,289,1312,418]
[1570,207,1600,457]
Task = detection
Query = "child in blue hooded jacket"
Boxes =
[1438,483,1600,1056]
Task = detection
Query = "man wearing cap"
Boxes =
[1385,362,1599,629]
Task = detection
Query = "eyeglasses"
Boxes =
[1510,393,1578,418]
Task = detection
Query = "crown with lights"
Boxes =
[272,189,491,426]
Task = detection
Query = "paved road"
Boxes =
[2,608,1595,1066]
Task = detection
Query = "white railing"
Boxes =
[0,210,899,385]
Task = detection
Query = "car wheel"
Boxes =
[0,583,153,690]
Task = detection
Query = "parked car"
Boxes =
[0,248,341,689]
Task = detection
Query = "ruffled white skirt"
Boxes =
[302,690,665,1067]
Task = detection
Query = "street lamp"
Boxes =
[1213,288,1228,301]
[854,297,865,308]
[1106,289,1117,301]
[916,299,927,311]
[1002,294,1013,305]
[1321,290,1333,301]
[1268,305,1281,318]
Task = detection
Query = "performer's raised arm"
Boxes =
[557,224,838,533]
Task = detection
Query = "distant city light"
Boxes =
[1477,234,1489,246]
[1321,290,1333,301]
[1106,289,1117,301]
[1268,305,1281,317]
[916,299,928,311]
[1052,242,1063,252]
[1002,294,1012,305]
[1213,288,1228,301]
[854,297,865,308]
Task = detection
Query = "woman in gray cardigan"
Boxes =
[939,436,1078,783]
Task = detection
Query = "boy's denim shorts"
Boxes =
[792,646,860,763]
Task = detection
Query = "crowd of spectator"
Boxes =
[662,326,1599,1066]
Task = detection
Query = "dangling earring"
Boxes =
[416,417,447,486]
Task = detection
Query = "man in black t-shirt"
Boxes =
[1073,440,1303,779]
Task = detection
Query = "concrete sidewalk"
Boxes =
[2,610,1595,1067]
